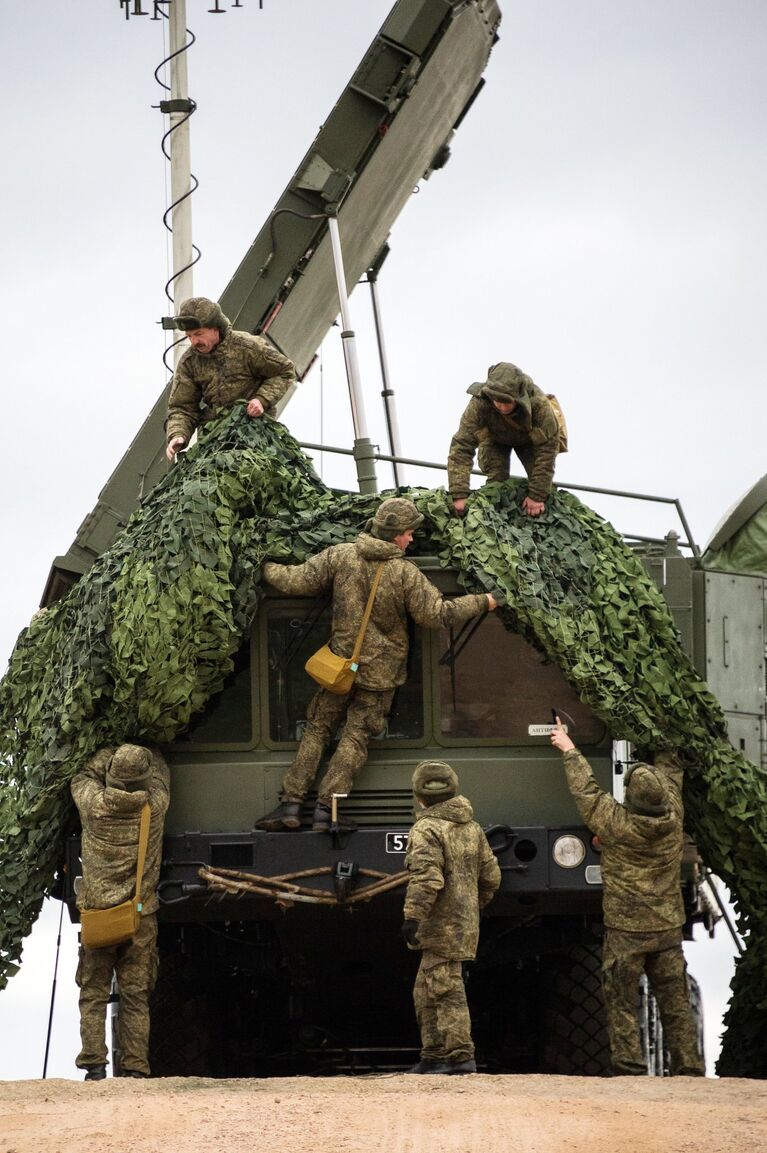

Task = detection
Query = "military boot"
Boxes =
[406,1059,443,1074]
[83,1064,107,1081]
[428,1057,477,1075]
[254,802,301,831]
[311,802,332,831]
[312,802,357,832]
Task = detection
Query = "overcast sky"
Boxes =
[1,0,764,1079]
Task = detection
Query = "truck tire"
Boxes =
[149,948,223,1077]
[538,936,612,1076]
[687,972,705,1065]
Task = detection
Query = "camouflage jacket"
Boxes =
[562,748,685,932]
[263,533,488,691]
[71,746,170,917]
[166,325,296,445]
[447,381,559,501]
[404,795,501,960]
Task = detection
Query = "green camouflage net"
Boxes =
[1,406,765,1074]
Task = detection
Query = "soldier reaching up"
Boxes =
[550,720,705,1076]
[255,499,497,833]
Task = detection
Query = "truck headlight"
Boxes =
[552,835,586,869]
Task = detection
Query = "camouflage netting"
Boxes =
[1,405,766,1075]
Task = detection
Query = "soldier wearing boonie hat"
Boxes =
[447,361,566,520]
[71,743,170,1082]
[255,503,498,834]
[402,760,501,1075]
[550,723,705,1077]
[165,295,296,461]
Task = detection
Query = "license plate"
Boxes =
[386,832,409,853]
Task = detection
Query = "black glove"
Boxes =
[401,919,420,949]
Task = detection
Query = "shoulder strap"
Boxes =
[134,803,151,911]
[350,562,385,665]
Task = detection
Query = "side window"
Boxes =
[439,614,605,743]
[266,603,424,742]
[174,641,253,746]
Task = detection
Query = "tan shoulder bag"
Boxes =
[80,802,151,949]
[305,562,385,695]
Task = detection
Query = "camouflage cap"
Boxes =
[624,764,668,817]
[476,362,534,403]
[412,759,459,800]
[106,744,152,792]
[368,497,424,541]
[175,297,231,335]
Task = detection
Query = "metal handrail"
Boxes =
[297,440,700,557]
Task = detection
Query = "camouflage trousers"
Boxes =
[76,912,158,1076]
[413,951,474,1063]
[478,440,536,484]
[281,686,394,806]
[602,926,705,1076]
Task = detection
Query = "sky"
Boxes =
[1,0,764,1080]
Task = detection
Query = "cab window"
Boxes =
[266,603,424,742]
[438,613,605,743]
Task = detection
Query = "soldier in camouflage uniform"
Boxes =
[71,743,170,1080]
[165,296,296,460]
[402,760,501,1074]
[255,499,497,832]
[550,722,705,1076]
[447,362,562,518]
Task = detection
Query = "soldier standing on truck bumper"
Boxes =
[402,760,501,1074]
[447,362,564,518]
[255,499,497,832]
[72,744,170,1080]
[550,722,705,1076]
[165,296,296,461]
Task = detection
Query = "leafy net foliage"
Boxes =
[1,405,765,1074]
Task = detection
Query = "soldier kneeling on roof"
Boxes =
[447,362,566,519]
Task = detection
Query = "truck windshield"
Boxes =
[438,614,605,744]
[266,604,424,742]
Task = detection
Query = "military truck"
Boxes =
[45,0,751,1076]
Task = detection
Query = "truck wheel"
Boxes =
[687,972,705,1064]
[149,948,222,1077]
[538,936,612,1076]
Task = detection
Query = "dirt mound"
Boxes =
[2,1073,765,1153]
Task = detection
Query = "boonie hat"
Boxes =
[624,764,667,817]
[412,759,459,800]
[106,744,152,792]
[369,497,424,541]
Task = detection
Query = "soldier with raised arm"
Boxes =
[550,722,704,1076]
[447,362,563,518]
[165,296,296,460]
[255,498,497,833]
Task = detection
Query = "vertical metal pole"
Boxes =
[169,0,194,365]
[368,268,405,488]
[41,899,65,1079]
[327,214,377,495]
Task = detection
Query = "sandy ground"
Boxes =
[1,1074,766,1153]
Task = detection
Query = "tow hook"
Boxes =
[483,824,528,874]
[333,861,359,903]
[158,879,208,906]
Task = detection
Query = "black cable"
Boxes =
[42,898,66,1079]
